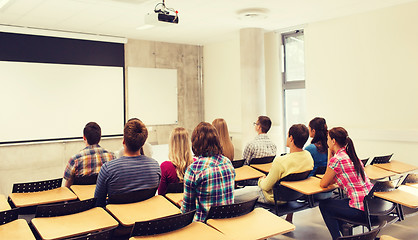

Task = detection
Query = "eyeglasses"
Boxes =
[253,122,259,126]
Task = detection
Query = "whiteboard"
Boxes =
[127,67,178,125]
[0,61,124,143]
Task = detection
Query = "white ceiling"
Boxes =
[0,0,416,45]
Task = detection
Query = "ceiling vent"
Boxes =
[237,8,269,21]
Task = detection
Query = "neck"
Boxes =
[124,149,140,157]
[289,145,303,153]
[334,146,342,153]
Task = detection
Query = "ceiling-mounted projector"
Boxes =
[144,11,179,26]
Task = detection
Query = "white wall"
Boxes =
[203,34,243,156]
[0,138,122,195]
[305,1,418,165]
[203,2,418,165]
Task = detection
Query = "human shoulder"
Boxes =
[304,144,317,152]
[161,161,175,170]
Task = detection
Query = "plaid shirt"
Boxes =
[243,134,277,164]
[64,144,116,180]
[329,147,373,211]
[181,154,235,222]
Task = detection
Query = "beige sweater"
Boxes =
[258,150,314,203]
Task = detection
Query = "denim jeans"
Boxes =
[319,198,366,240]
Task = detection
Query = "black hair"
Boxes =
[309,117,328,153]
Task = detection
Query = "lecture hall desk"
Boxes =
[235,165,265,182]
[280,176,338,207]
[31,207,118,240]
[0,219,36,240]
[165,193,182,207]
[106,195,181,227]
[364,165,397,180]
[70,184,96,201]
[206,208,295,240]
[250,162,272,174]
[0,194,11,211]
[373,160,418,174]
[8,187,77,208]
[130,222,231,240]
[373,185,418,209]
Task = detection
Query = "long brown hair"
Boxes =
[309,117,328,153]
[168,127,193,181]
[212,118,234,160]
[329,127,365,181]
[191,122,223,157]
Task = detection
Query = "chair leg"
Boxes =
[397,204,404,221]
[340,223,353,236]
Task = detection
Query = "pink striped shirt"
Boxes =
[329,147,373,211]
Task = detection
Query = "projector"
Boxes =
[144,11,179,26]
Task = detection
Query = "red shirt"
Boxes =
[329,147,373,210]
[158,161,180,195]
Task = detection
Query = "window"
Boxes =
[282,30,306,140]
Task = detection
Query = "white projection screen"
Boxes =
[0,61,124,143]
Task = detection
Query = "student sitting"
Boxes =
[242,116,277,165]
[94,119,161,207]
[212,118,234,161]
[234,124,314,222]
[181,122,235,222]
[63,122,116,187]
[305,117,328,177]
[319,127,373,240]
[158,127,194,195]
[115,118,153,158]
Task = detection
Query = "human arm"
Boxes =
[94,164,109,207]
[65,178,74,188]
[181,166,197,213]
[258,160,284,192]
[242,144,252,165]
[320,149,337,188]
[63,159,75,188]
[320,167,336,188]
[157,162,169,195]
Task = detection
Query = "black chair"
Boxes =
[35,198,96,217]
[107,187,157,204]
[402,173,418,185]
[361,158,370,167]
[73,174,98,185]
[249,156,275,165]
[232,159,245,168]
[273,170,312,213]
[400,173,418,218]
[370,154,393,165]
[0,208,18,225]
[130,210,196,237]
[256,170,312,216]
[336,221,386,240]
[166,182,184,194]
[313,165,327,175]
[66,228,115,240]
[205,197,258,221]
[336,179,401,235]
[12,178,62,193]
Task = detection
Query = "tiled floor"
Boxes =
[269,206,417,240]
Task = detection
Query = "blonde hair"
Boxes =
[169,127,194,181]
[212,118,234,161]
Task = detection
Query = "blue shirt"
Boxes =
[94,155,161,207]
[304,143,327,176]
